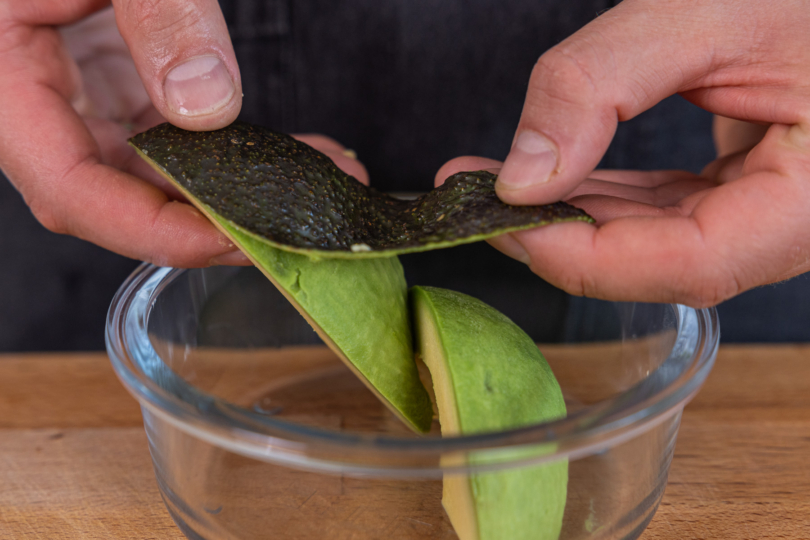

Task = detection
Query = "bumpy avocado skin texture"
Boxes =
[129,122,592,258]
[216,217,434,433]
[411,286,568,540]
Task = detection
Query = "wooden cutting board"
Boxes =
[1,346,809,539]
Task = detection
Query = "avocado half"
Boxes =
[411,286,568,540]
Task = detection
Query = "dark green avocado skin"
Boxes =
[130,122,592,254]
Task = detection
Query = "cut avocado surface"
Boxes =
[129,122,592,258]
[411,286,568,540]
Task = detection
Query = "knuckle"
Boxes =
[119,0,203,40]
[146,252,172,268]
[19,155,96,239]
[118,0,160,28]
[28,196,68,235]
[578,274,601,299]
[529,45,600,108]
[144,202,211,268]
[680,274,740,309]
[682,291,723,310]
[550,267,591,298]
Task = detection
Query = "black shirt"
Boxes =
[1,0,805,350]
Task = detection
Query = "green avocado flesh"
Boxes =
[410,286,568,540]
[214,217,434,432]
[129,122,592,258]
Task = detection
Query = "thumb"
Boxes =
[112,0,241,131]
[496,0,721,205]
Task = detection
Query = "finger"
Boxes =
[509,219,729,307]
[713,116,769,157]
[6,0,111,25]
[112,0,241,130]
[701,150,748,185]
[293,134,350,154]
[60,7,153,122]
[0,27,244,268]
[22,97,245,268]
[486,234,531,265]
[293,134,370,185]
[64,156,251,268]
[565,194,676,224]
[586,169,701,188]
[434,156,503,187]
[84,117,187,200]
[504,123,810,307]
[566,172,715,207]
[324,151,370,185]
[495,0,800,206]
[487,196,676,263]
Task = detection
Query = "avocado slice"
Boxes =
[410,286,568,540]
[129,122,592,258]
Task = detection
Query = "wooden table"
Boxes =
[1,346,808,539]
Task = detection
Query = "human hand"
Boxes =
[0,2,367,268]
[438,0,810,307]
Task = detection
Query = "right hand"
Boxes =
[437,0,810,308]
[0,1,368,267]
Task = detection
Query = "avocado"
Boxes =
[227,222,433,432]
[127,121,587,434]
[410,286,568,540]
[129,122,592,258]
[132,143,434,433]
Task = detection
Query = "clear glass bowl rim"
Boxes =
[106,263,719,471]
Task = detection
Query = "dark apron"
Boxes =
[0,0,801,350]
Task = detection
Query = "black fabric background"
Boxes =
[1,0,807,350]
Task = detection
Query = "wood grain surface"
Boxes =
[0,346,809,539]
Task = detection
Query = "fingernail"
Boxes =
[342,149,358,160]
[164,56,235,117]
[498,130,558,190]
[210,250,251,266]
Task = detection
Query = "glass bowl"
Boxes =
[106,263,718,540]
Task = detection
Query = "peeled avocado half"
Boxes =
[411,286,568,540]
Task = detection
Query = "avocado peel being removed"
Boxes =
[411,286,568,540]
[132,123,435,432]
[129,122,592,258]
